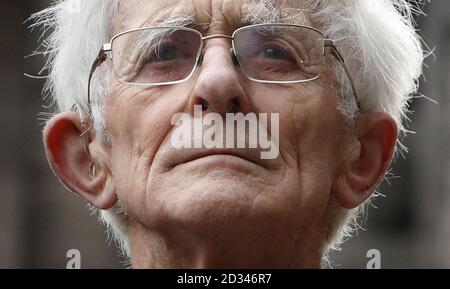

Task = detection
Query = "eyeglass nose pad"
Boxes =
[230,48,239,66]
[196,51,204,67]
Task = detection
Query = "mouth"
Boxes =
[175,148,265,169]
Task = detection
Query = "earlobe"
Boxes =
[43,111,117,210]
[333,112,398,209]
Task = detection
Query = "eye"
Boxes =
[148,43,180,62]
[262,46,294,61]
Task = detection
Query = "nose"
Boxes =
[188,39,248,116]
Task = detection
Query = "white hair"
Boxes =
[29,0,426,264]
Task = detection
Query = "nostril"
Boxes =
[192,97,211,112]
[191,97,239,114]
[201,99,209,111]
[229,97,240,113]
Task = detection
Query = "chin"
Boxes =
[157,179,265,230]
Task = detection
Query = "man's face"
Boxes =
[104,0,350,244]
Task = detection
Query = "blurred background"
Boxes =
[0,0,449,268]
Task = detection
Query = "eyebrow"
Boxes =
[137,1,309,32]
[242,1,283,24]
[241,1,309,26]
[150,14,195,28]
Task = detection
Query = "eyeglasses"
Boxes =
[87,23,359,108]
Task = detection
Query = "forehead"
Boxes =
[114,0,312,34]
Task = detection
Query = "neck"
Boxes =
[127,220,324,268]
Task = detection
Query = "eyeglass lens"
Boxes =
[111,25,325,85]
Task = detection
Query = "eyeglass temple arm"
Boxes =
[80,44,110,164]
[87,44,111,106]
[324,39,360,111]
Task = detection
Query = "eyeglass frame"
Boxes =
[86,23,360,111]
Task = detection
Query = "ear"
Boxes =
[333,112,398,209]
[43,111,117,210]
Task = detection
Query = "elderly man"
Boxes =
[33,0,424,268]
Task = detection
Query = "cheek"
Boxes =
[293,104,346,220]
[291,109,344,228]
[105,84,191,212]
[248,83,337,167]
[244,84,341,219]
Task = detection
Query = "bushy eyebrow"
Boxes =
[149,14,195,28]
[241,1,308,26]
[140,15,194,37]
[131,15,195,60]
[136,1,308,33]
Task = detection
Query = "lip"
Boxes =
[174,148,265,169]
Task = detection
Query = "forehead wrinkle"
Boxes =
[206,0,246,32]
[194,0,312,33]
[114,0,314,35]
[204,0,313,32]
